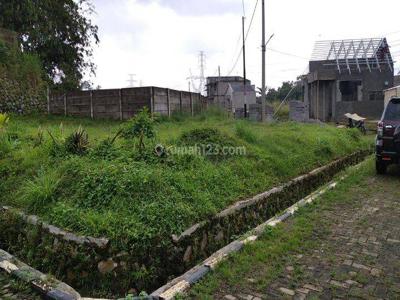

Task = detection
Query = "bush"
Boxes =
[91,139,119,160]
[0,113,9,130]
[121,108,155,151]
[20,170,61,213]
[179,128,240,160]
[64,127,90,155]
[179,128,237,147]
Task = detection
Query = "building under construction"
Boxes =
[303,38,394,121]
[206,76,257,112]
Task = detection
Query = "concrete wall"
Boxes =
[49,87,207,120]
[289,100,309,122]
[335,100,384,121]
[305,61,393,122]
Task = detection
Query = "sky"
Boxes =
[88,0,400,92]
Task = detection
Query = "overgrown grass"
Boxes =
[188,158,375,298]
[0,112,372,291]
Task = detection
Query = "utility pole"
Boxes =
[242,16,247,118]
[199,51,206,95]
[261,0,266,122]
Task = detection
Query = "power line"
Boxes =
[227,0,260,76]
[266,47,309,60]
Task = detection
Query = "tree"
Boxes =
[121,108,156,152]
[0,0,99,91]
[264,81,303,102]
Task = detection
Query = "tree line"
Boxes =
[0,0,99,91]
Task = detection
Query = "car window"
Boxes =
[384,99,400,120]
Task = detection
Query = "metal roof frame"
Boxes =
[311,38,394,73]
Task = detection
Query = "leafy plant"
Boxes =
[91,139,119,160]
[122,107,155,151]
[0,113,9,131]
[33,126,44,147]
[20,170,61,213]
[64,126,90,155]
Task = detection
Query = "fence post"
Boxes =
[150,87,155,116]
[190,93,194,116]
[90,90,94,119]
[179,91,183,113]
[64,93,67,116]
[119,89,123,121]
[166,88,171,117]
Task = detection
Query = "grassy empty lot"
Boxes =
[0,111,372,290]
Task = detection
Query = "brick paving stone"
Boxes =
[303,284,323,292]
[352,263,371,271]
[210,171,400,300]
[279,287,295,296]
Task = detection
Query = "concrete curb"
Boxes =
[151,161,364,300]
[0,248,81,300]
[0,206,109,249]
[0,248,156,300]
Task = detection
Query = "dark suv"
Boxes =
[376,97,400,174]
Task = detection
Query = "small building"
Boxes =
[303,38,394,122]
[206,76,257,112]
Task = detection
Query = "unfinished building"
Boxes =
[303,38,394,122]
[206,76,257,112]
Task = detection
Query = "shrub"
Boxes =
[121,107,155,151]
[20,170,61,213]
[179,128,240,160]
[0,113,9,130]
[179,128,237,147]
[91,139,119,160]
[47,126,90,157]
[64,127,90,155]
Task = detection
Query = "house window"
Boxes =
[339,81,362,102]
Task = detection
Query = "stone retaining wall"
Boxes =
[170,150,370,269]
[0,206,115,297]
[0,150,370,297]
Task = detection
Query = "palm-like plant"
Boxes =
[64,126,90,155]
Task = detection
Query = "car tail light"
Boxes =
[377,121,383,137]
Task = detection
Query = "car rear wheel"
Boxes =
[376,160,387,174]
